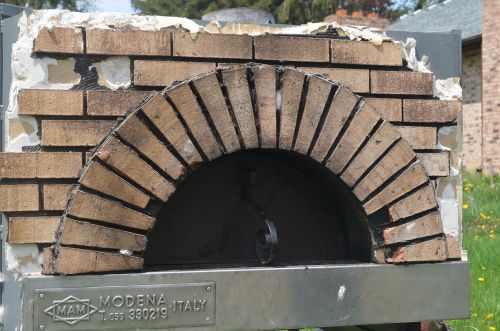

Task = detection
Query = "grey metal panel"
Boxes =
[387,30,462,80]
[22,262,470,331]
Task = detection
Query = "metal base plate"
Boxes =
[22,262,470,331]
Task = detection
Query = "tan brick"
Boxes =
[396,126,437,149]
[331,40,403,66]
[365,98,402,122]
[371,71,434,95]
[254,35,329,62]
[87,90,151,116]
[134,60,216,87]
[116,114,184,179]
[386,237,447,263]
[67,190,155,230]
[403,99,460,123]
[59,218,147,252]
[253,66,277,149]
[326,103,380,173]
[279,69,305,150]
[298,67,369,93]
[8,216,60,243]
[388,184,437,221]
[294,76,332,155]
[363,161,429,215]
[173,32,252,59]
[18,89,83,116]
[54,247,143,274]
[97,136,175,201]
[445,235,461,259]
[43,184,73,211]
[79,162,150,209]
[383,212,443,245]
[0,185,39,212]
[87,29,170,56]
[341,121,401,187]
[0,152,82,178]
[43,247,55,274]
[34,27,84,54]
[41,120,116,147]
[141,94,203,165]
[192,73,240,153]
[353,140,415,201]
[417,152,450,176]
[167,83,222,159]
[310,88,358,162]
[222,68,259,149]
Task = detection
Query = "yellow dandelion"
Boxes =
[478,277,485,283]
[490,230,495,234]
[486,313,494,319]
[489,327,496,331]
[464,187,469,191]
[480,213,491,220]
[489,234,495,239]
[481,225,486,230]
[463,203,469,209]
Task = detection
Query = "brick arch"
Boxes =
[50,64,449,275]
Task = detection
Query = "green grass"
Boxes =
[447,172,499,331]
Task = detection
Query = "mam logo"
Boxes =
[44,295,98,325]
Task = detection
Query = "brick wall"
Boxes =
[1,16,461,274]
[482,0,500,174]
[462,47,482,104]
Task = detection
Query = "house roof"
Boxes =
[388,0,482,42]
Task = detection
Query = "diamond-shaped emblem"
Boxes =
[44,295,98,326]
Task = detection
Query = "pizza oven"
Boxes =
[0,5,469,331]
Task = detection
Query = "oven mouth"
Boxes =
[144,149,373,269]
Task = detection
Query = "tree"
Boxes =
[131,0,401,25]
[3,0,95,11]
[394,0,443,13]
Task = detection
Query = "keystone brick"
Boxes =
[253,66,277,149]
[388,184,437,221]
[134,60,216,87]
[43,184,73,211]
[54,247,143,274]
[192,73,241,153]
[297,67,369,93]
[363,161,429,215]
[364,98,402,122]
[386,237,447,263]
[353,140,415,201]
[403,99,460,123]
[371,71,434,95]
[383,212,443,245]
[87,90,151,116]
[222,68,259,149]
[116,114,185,179]
[97,136,175,201]
[331,40,403,66]
[254,35,329,62]
[279,69,305,150]
[18,89,83,116]
[79,162,151,209]
[141,94,203,165]
[8,216,60,243]
[167,83,223,159]
[173,32,252,59]
[310,88,358,162]
[59,218,147,252]
[396,126,437,149]
[0,185,39,212]
[326,103,380,174]
[41,120,116,147]
[341,121,401,187]
[417,152,450,176]
[34,27,84,54]
[67,190,155,230]
[0,152,82,178]
[87,29,170,56]
[294,76,332,155]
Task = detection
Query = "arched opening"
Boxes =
[144,149,372,269]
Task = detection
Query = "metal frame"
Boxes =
[22,262,470,330]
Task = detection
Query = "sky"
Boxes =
[96,0,135,14]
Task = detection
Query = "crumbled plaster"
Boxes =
[403,38,431,73]
[4,244,43,280]
[92,57,131,89]
[434,77,462,101]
